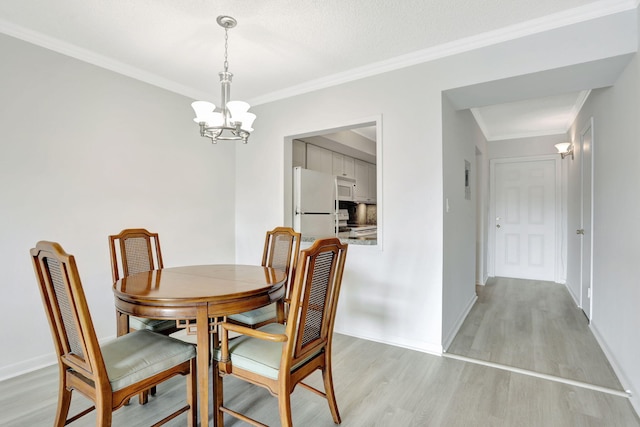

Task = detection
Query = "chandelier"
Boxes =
[191,16,256,144]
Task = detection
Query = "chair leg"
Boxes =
[213,361,224,427]
[138,390,149,405]
[187,358,197,427]
[322,365,341,424]
[277,391,293,427]
[95,399,113,427]
[54,382,72,427]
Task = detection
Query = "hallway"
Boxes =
[447,277,626,394]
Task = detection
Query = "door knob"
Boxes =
[496,224,501,229]
[576,229,585,235]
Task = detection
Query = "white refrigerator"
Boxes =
[293,167,337,238]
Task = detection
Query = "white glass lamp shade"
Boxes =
[226,101,250,121]
[554,142,571,154]
[192,101,216,123]
[240,113,256,132]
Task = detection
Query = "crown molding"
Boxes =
[566,90,591,129]
[0,18,206,100]
[470,108,492,141]
[474,89,593,141]
[249,0,637,105]
[0,0,636,105]
[486,128,571,142]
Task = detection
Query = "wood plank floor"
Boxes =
[447,277,622,390]
[2,277,638,426]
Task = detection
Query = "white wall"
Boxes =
[0,34,237,379]
[441,96,484,349]
[232,10,637,354]
[487,135,569,159]
[236,75,446,353]
[567,44,640,413]
[476,143,490,287]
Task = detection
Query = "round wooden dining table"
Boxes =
[113,264,287,427]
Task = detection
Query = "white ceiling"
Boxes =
[0,0,636,141]
[471,91,590,141]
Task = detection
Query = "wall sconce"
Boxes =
[554,142,574,160]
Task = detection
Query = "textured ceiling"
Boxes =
[0,0,635,140]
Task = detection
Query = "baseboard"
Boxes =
[476,273,489,287]
[334,328,443,356]
[589,322,639,418]
[0,334,118,382]
[0,353,56,382]
[442,293,478,352]
[564,281,580,307]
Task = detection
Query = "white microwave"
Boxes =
[336,177,356,201]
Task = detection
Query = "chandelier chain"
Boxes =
[223,27,229,72]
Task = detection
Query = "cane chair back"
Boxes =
[215,237,348,427]
[227,227,301,328]
[31,241,197,426]
[108,228,177,335]
[109,228,163,282]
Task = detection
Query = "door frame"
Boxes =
[488,155,562,282]
[579,117,595,320]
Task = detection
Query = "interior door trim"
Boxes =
[580,116,595,320]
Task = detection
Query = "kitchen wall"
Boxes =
[0,33,237,379]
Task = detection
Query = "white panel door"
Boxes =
[580,119,594,320]
[494,159,556,280]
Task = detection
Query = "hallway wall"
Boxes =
[567,45,640,413]
[441,95,486,348]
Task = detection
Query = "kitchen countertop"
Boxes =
[302,236,377,246]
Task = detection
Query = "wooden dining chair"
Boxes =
[214,237,348,427]
[31,241,197,427]
[109,228,178,335]
[227,226,301,329]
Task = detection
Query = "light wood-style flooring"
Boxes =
[447,277,622,389]
[2,278,638,426]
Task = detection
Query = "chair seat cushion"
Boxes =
[213,323,320,380]
[227,304,276,326]
[129,316,176,332]
[101,330,196,391]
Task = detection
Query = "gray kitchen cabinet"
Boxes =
[368,162,377,203]
[354,159,376,203]
[332,153,355,179]
[306,144,333,175]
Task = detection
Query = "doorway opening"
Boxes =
[283,116,382,246]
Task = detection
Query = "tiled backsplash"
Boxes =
[355,203,377,225]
